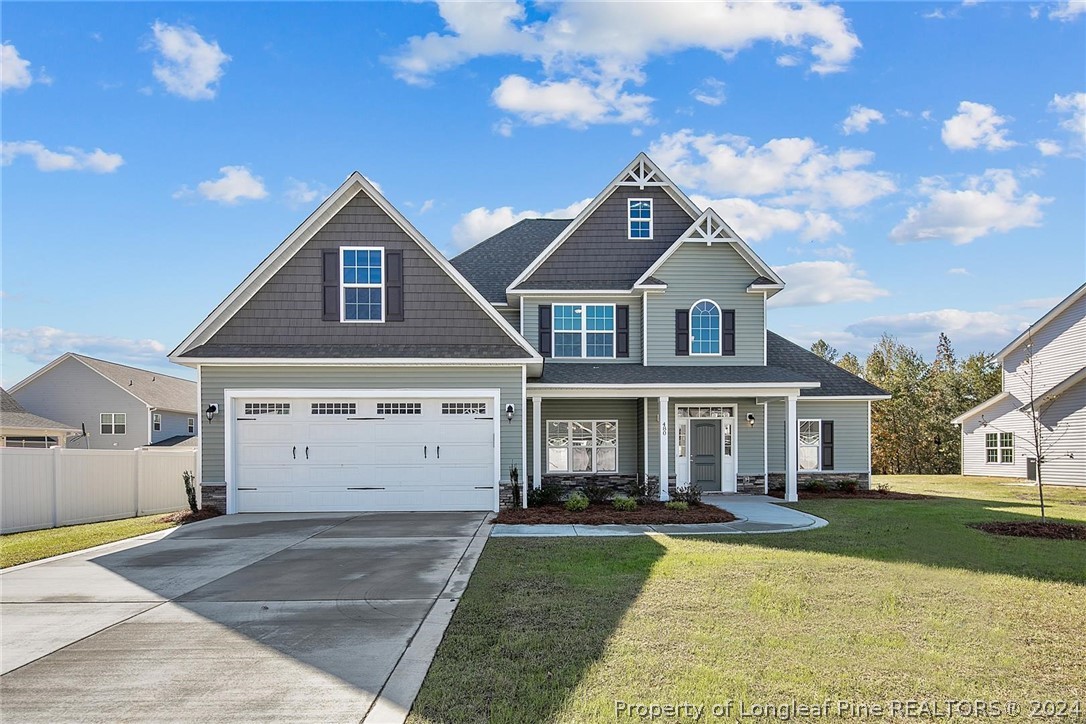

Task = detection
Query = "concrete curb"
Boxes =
[362,518,493,724]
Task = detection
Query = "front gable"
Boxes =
[172,175,538,362]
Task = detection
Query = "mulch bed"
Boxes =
[493,502,737,525]
[769,489,933,501]
[969,521,1086,540]
[156,508,223,525]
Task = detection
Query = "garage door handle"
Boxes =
[305,446,309,460]
[437,446,440,459]
[292,446,296,459]
[424,445,427,458]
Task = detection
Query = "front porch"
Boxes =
[523,385,812,508]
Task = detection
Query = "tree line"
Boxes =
[810,334,1002,475]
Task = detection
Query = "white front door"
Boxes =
[233,396,496,512]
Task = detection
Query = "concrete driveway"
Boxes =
[0,511,491,723]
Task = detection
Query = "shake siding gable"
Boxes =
[646,243,765,366]
[200,191,524,356]
[518,186,696,290]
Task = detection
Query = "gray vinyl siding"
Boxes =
[526,399,639,476]
[200,190,524,356]
[11,358,150,450]
[960,397,1029,478]
[521,295,641,362]
[199,365,524,484]
[1038,380,1085,486]
[1003,292,1085,400]
[646,243,766,366]
[644,398,766,477]
[766,399,870,473]
[519,186,696,289]
[152,410,195,442]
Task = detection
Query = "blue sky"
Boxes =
[2,1,1084,385]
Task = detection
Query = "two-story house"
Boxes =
[170,154,887,514]
[953,283,1085,486]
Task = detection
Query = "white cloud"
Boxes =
[775,54,801,67]
[492,74,652,127]
[649,129,896,209]
[841,105,885,135]
[2,326,168,366]
[923,7,947,19]
[890,169,1050,244]
[1,140,124,173]
[845,309,1022,344]
[769,261,889,308]
[2,43,33,91]
[283,178,326,208]
[390,1,860,126]
[806,243,855,260]
[691,77,726,106]
[452,197,591,250]
[493,118,515,137]
[148,21,230,100]
[1050,1,1086,20]
[1035,139,1063,156]
[947,267,971,276]
[419,199,435,214]
[1049,92,1086,150]
[177,166,267,205]
[941,100,1017,150]
[691,195,843,242]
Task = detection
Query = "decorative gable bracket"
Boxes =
[618,157,664,189]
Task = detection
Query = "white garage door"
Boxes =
[232,396,496,512]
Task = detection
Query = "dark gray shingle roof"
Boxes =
[450,218,571,302]
[149,434,198,448]
[0,388,79,432]
[766,332,888,397]
[72,355,196,412]
[183,343,530,359]
[530,364,817,385]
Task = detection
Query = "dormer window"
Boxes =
[341,247,384,322]
[628,199,652,239]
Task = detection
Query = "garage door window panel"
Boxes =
[245,403,291,416]
[311,402,357,415]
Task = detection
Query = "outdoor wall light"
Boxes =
[205,404,219,423]
[746,413,756,427]
[505,403,515,423]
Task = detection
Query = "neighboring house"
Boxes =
[953,283,1085,487]
[9,354,198,450]
[0,388,79,448]
[170,154,887,514]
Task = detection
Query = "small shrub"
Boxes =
[565,492,589,512]
[664,501,689,512]
[671,483,702,505]
[613,496,638,512]
[875,481,892,495]
[528,483,565,506]
[835,479,860,494]
[802,480,829,494]
[582,484,612,504]
[631,477,655,504]
[182,470,198,514]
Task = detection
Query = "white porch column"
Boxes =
[658,396,669,502]
[532,396,542,490]
[785,394,798,502]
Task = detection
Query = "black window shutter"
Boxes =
[821,420,835,470]
[322,250,339,321]
[538,304,552,357]
[675,310,689,356]
[616,305,630,357]
[385,250,404,322]
[722,309,736,356]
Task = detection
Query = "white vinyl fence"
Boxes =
[1,447,197,534]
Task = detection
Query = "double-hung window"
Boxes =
[628,199,652,239]
[187,418,195,434]
[101,413,126,435]
[152,413,162,432]
[798,419,821,471]
[553,304,615,358]
[341,247,384,322]
[546,420,618,473]
[986,432,1014,463]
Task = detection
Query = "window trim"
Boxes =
[100,412,127,436]
[551,303,617,359]
[798,418,822,472]
[985,432,1015,464]
[627,198,653,240]
[545,419,619,474]
[152,413,162,432]
[340,246,385,324]
[187,417,195,434]
[689,298,722,356]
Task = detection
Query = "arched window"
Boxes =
[690,300,720,355]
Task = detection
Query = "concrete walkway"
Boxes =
[491,495,827,537]
[1,511,491,724]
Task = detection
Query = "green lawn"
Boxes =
[0,514,179,568]
[408,476,1086,723]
